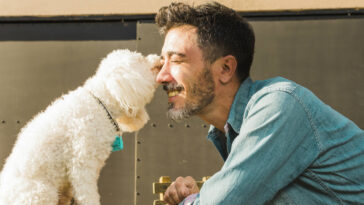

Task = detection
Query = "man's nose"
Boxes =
[156,63,173,83]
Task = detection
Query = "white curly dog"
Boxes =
[0,49,159,205]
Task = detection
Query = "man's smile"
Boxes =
[168,90,180,97]
[163,84,184,98]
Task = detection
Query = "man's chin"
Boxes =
[167,107,191,121]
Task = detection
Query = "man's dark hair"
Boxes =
[155,2,255,81]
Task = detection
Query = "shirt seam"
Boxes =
[306,169,345,205]
[247,85,324,152]
[288,91,324,152]
[289,92,345,204]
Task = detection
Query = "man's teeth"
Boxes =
[168,91,180,97]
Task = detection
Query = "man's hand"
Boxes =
[164,176,199,205]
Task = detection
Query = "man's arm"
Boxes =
[185,90,320,204]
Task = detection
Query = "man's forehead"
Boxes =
[173,24,197,32]
[161,26,199,57]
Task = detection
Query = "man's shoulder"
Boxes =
[251,76,299,96]
[247,77,321,114]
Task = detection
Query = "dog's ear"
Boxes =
[116,108,149,132]
[105,75,144,117]
[146,54,161,75]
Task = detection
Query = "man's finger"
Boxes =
[174,177,190,198]
[182,176,199,193]
[184,176,195,187]
[164,183,179,205]
[177,186,190,199]
[170,186,181,204]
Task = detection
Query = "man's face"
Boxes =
[156,25,215,120]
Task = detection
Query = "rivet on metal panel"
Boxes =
[151,123,157,127]
[168,123,173,128]
[202,124,207,128]
[138,37,142,40]
[137,158,141,162]
[185,124,190,128]
[17,120,20,124]
[137,141,141,144]
[136,192,141,196]
[1,120,5,124]
[137,176,141,179]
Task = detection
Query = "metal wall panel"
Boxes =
[251,18,364,128]
[135,18,364,204]
[0,41,137,205]
[0,21,136,41]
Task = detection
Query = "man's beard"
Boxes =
[165,67,215,120]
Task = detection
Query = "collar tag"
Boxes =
[112,136,124,152]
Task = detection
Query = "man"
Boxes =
[155,2,364,205]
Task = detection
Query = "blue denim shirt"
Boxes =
[182,77,364,205]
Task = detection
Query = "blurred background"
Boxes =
[0,0,364,204]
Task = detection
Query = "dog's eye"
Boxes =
[156,64,163,71]
[152,61,163,72]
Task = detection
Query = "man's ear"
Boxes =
[217,55,237,84]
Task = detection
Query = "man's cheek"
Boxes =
[170,67,182,79]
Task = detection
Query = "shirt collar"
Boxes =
[226,77,253,133]
[207,77,253,140]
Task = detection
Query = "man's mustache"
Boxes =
[162,83,184,92]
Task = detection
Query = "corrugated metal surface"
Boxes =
[250,18,364,127]
[0,41,137,205]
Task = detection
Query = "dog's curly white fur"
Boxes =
[0,49,159,205]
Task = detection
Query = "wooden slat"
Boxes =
[153,182,171,194]
[153,200,166,205]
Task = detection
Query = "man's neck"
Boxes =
[198,82,240,133]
